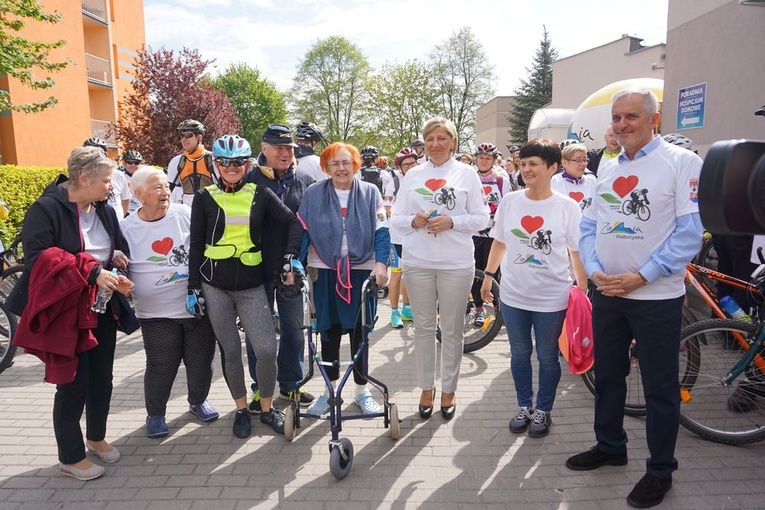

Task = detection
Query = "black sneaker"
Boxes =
[627,474,672,508]
[509,407,533,433]
[528,410,552,438]
[279,388,315,403]
[248,390,262,415]
[233,409,251,438]
[566,445,628,471]
[260,407,285,434]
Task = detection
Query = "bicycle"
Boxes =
[435,269,504,353]
[529,230,552,255]
[0,237,24,374]
[433,187,456,210]
[620,189,651,221]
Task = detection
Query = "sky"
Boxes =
[143,0,669,96]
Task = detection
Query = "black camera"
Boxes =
[699,139,765,235]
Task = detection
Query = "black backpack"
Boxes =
[360,165,383,194]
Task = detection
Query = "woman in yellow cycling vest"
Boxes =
[188,135,303,438]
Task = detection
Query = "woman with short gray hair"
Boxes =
[8,146,136,481]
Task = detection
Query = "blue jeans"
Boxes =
[501,303,566,412]
[246,279,305,394]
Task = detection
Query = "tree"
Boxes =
[288,36,370,143]
[211,63,287,148]
[0,0,69,113]
[118,47,240,166]
[428,27,495,152]
[509,27,558,145]
[367,60,439,155]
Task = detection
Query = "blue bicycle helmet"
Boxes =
[212,135,252,159]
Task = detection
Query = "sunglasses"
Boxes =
[216,157,248,168]
[124,159,140,165]
[180,132,197,139]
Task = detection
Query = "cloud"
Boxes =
[144,0,669,94]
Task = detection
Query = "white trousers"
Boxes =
[402,266,474,394]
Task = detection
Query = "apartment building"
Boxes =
[0,0,145,166]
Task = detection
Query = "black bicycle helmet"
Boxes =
[662,133,694,150]
[475,142,498,156]
[410,139,425,149]
[176,119,205,134]
[83,137,107,151]
[295,122,324,142]
[360,146,379,159]
[559,139,579,150]
[122,149,143,162]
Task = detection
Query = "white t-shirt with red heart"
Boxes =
[582,141,701,299]
[493,190,582,312]
[120,203,192,319]
[551,173,597,212]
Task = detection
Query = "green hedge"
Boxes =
[0,165,64,248]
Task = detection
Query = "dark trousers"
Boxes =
[592,291,684,478]
[471,236,495,308]
[320,323,367,386]
[53,312,117,464]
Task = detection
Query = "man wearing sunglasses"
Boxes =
[167,119,216,208]
[121,149,145,216]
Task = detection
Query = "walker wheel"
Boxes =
[329,438,354,479]
[284,403,297,442]
[389,404,400,440]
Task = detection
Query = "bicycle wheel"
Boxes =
[0,302,18,374]
[636,204,651,221]
[436,269,504,353]
[581,304,698,417]
[678,318,765,445]
[0,265,24,304]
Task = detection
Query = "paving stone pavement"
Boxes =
[1,301,764,509]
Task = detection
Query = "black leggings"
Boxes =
[472,236,498,308]
[139,317,216,416]
[320,323,368,386]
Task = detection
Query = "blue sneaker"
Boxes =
[146,416,168,438]
[189,400,219,422]
[307,395,330,415]
[401,304,414,322]
[391,309,404,329]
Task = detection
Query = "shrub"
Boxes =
[0,165,63,248]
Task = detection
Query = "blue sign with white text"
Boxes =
[677,83,706,130]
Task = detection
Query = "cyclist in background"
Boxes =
[358,146,392,198]
[84,137,130,219]
[295,121,328,182]
[167,119,216,208]
[121,149,146,216]
[471,143,509,327]
[388,148,418,328]
[411,138,426,164]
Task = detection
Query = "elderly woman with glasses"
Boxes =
[390,117,490,421]
[551,143,597,212]
[8,146,136,481]
[188,135,303,439]
[297,142,390,416]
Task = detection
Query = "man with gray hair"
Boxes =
[565,88,703,508]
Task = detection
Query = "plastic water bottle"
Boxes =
[720,296,751,321]
[91,269,117,314]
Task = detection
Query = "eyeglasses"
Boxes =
[124,159,140,165]
[328,160,353,169]
[567,158,589,164]
[180,132,197,139]
[216,157,248,167]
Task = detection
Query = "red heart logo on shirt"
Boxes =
[425,178,447,192]
[521,215,544,234]
[613,175,639,198]
[152,237,173,255]
[483,186,492,195]
[569,191,584,203]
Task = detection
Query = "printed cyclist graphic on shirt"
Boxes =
[145,237,188,286]
[508,215,550,267]
[599,175,651,221]
[568,191,592,212]
[413,178,457,210]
